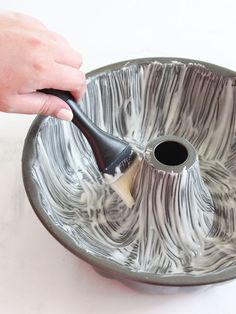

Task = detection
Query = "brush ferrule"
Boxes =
[103,148,138,184]
[103,146,137,176]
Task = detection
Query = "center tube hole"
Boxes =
[154,141,188,166]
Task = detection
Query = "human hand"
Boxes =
[0,12,86,121]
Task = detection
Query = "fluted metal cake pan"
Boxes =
[22,58,236,287]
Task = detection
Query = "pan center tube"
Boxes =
[145,135,197,172]
[131,135,214,272]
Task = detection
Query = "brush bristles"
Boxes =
[110,157,141,208]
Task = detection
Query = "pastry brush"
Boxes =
[41,89,140,208]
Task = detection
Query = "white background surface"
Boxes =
[0,0,236,313]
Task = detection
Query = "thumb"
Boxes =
[8,92,73,121]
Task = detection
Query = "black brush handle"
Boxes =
[41,89,128,173]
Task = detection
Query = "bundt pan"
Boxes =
[22,58,236,287]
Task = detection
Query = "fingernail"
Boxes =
[56,109,73,121]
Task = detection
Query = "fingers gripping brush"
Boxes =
[42,89,140,208]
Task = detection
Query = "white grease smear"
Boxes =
[32,62,236,274]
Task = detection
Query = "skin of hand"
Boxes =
[0,12,86,121]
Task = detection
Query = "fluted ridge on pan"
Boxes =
[32,61,236,274]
